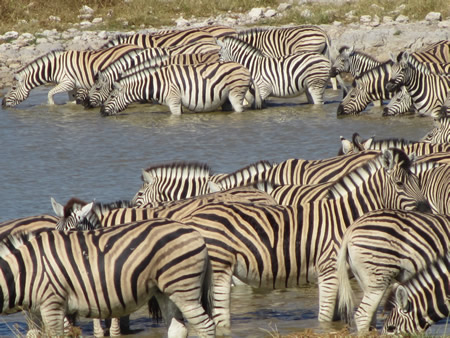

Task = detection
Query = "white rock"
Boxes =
[79,21,93,27]
[2,31,19,41]
[360,15,372,24]
[438,20,450,28]
[78,14,93,20]
[248,8,264,20]
[383,16,394,23]
[301,9,312,17]
[175,16,189,27]
[265,9,277,18]
[80,5,94,15]
[92,17,103,24]
[277,3,291,12]
[333,21,342,26]
[395,15,409,23]
[425,12,441,22]
[49,16,61,22]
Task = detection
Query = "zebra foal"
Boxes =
[217,36,331,105]
[0,219,215,337]
[101,61,259,115]
[383,251,450,335]
[336,209,450,332]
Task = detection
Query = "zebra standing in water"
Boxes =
[101,61,259,115]
[383,85,415,116]
[237,26,339,90]
[0,220,216,337]
[1,44,143,107]
[386,51,450,117]
[54,149,430,327]
[217,36,331,105]
[336,209,450,332]
[383,251,450,335]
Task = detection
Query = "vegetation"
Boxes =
[1,0,449,35]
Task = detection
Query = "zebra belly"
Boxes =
[179,91,228,112]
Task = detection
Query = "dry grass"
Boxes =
[1,0,449,36]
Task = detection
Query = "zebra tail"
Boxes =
[201,254,214,318]
[251,78,263,110]
[148,296,163,323]
[336,233,354,324]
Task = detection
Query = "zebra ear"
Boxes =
[113,81,122,91]
[340,136,353,155]
[408,152,417,164]
[208,181,222,193]
[51,197,65,217]
[389,52,397,63]
[347,46,355,57]
[78,201,94,219]
[381,149,395,171]
[401,51,409,63]
[215,38,224,48]
[13,74,23,82]
[395,285,410,312]
[142,169,155,184]
[362,136,374,150]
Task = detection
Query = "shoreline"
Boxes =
[0,15,449,91]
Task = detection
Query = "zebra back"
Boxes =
[215,160,274,191]
[383,251,450,335]
[0,214,57,240]
[166,41,220,55]
[412,40,450,63]
[102,29,215,49]
[237,26,331,58]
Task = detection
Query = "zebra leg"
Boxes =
[40,304,66,336]
[93,319,105,337]
[330,76,338,90]
[305,79,327,104]
[67,88,77,103]
[108,318,121,336]
[354,290,386,332]
[373,99,383,107]
[228,87,247,113]
[166,95,183,115]
[317,260,340,322]
[154,292,187,337]
[47,79,76,105]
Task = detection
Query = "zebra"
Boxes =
[336,209,450,333]
[337,133,450,156]
[330,46,383,79]
[383,85,415,116]
[0,214,57,239]
[385,51,450,117]
[421,114,450,143]
[237,26,339,90]
[409,40,450,64]
[101,61,259,115]
[102,28,216,49]
[0,219,216,337]
[1,44,143,107]
[134,25,236,40]
[337,60,395,115]
[217,150,383,191]
[53,148,431,326]
[440,91,450,115]
[217,36,331,105]
[383,251,450,335]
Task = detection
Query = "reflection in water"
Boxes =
[0,86,445,336]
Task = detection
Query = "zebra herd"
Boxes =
[2,24,341,115]
[334,40,450,117]
[0,110,448,336]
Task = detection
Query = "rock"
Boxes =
[175,16,189,27]
[80,5,94,15]
[425,12,441,22]
[265,9,277,18]
[395,15,409,23]
[438,20,450,28]
[1,31,19,41]
[49,16,61,22]
[277,3,292,12]
[360,15,372,24]
[92,17,103,24]
[248,8,264,20]
[301,9,312,18]
[383,16,394,24]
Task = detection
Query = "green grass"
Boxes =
[1,0,449,36]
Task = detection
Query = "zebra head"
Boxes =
[2,74,30,108]
[386,52,408,93]
[421,115,450,143]
[51,197,96,231]
[330,46,354,77]
[89,71,111,108]
[383,284,429,335]
[75,87,91,108]
[337,80,371,115]
[100,81,128,116]
[383,86,414,116]
[338,133,374,155]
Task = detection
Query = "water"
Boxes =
[0,86,446,337]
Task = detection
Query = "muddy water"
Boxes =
[0,86,447,336]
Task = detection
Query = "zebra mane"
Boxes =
[328,149,412,198]
[101,34,132,49]
[337,46,379,62]
[15,49,65,75]
[215,160,275,188]
[222,36,266,58]
[0,231,36,259]
[62,197,89,218]
[142,162,213,181]
[361,137,416,150]
[237,27,272,36]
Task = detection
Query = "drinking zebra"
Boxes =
[383,85,415,116]
[336,209,450,332]
[237,26,339,89]
[385,51,450,117]
[330,46,383,79]
[0,219,215,337]
[216,36,331,105]
[1,44,142,107]
[383,251,450,335]
[53,149,430,326]
[337,60,395,115]
[421,114,450,143]
[101,61,259,115]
